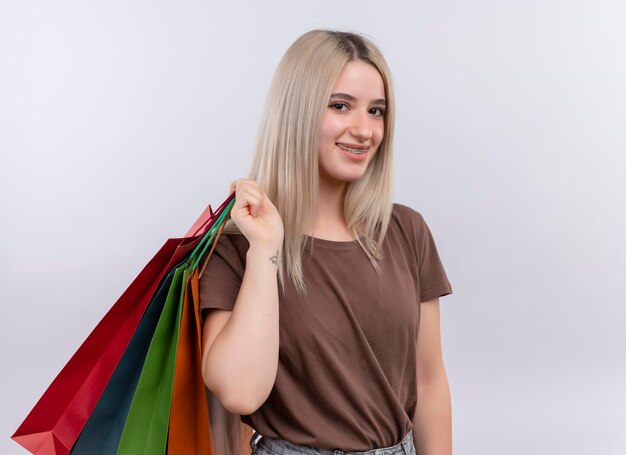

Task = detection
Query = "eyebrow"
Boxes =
[330,92,387,107]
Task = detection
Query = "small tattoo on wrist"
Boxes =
[269,250,279,265]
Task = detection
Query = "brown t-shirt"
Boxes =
[199,202,453,451]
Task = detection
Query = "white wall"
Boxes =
[1,1,625,453]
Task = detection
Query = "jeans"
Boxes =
[249,428,417,455]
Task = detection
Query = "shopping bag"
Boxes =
[206,386,254,455]
[70,268,176,454]
[115,262,187,454]
[167,266,211,454]
[73,196,235,455]
[117,198,234,454]
[12,194,235,455]
[167,211,233,454]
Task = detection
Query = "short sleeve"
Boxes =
[198,233,247,315]
[413,212,453,303]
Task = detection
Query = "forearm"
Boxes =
[203,243,280,414]
[412,374,453,455]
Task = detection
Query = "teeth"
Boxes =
[337,144,367,154]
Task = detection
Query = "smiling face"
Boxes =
[317,59,386,189]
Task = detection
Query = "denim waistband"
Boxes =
[250,428,415,455]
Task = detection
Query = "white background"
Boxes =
[1,1,625,454]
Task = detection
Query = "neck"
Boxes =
[306,174,353,240]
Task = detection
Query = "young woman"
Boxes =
[199,29,453,455]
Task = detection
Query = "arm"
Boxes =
[201,242,281,415]
[412,298,453,455]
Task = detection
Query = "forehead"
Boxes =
[331,60,385,98]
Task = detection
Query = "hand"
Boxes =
[228,179,284,249]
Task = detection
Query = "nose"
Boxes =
[349,110,373,142]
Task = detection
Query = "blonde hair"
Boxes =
[223,29,396,296]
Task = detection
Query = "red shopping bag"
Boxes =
[12,194,235,455]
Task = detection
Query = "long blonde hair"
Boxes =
[223,29,396,296]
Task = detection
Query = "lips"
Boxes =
[335,142,369,154]
[336,142,369,152]
[336,143,369,161]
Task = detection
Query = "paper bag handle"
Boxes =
[185,191,236,238]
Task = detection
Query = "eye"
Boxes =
[370,107,385,116]
[330,102,349,111]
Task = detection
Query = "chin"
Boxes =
[339,172,368,182]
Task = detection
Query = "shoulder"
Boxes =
[209,232,250,275]
[216,231,249,253]
[390,202,437,256]
[391,202,427,231]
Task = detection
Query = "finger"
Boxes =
[247,196,262,217]
[238,184,263,201]
[253,197,265,217]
